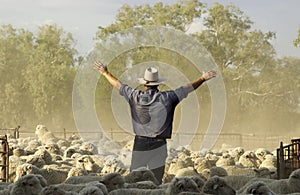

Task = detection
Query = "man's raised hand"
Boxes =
[94,61,108,74]
[202,70,217,81]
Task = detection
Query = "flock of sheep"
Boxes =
[0,124,300,194]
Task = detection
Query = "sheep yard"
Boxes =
[0,125,299,194]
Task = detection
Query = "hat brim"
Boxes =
[137,78,166,86]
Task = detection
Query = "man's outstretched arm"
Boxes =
[185,70,217,93]
[94,61,122,90]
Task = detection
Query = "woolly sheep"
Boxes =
[193,158,212,174]
[238,150,261,168]
[15,163,69,185]
[166,176,200,195]
[76,155,102,174]
[24,139,41,155]
[13,148,27,157]
[238,181,276,195]
[44,142,63,155]
[78,185,104,195]
[57,139,71,148]
[108,188,165,195]
[168,158,190,175]
[35,124,58,144]
[255,148,272,162]
[8,155,25,182]
[190,176,206,190]
[34,148,53,164]
[124,180,158,189]
[124,167,159,185]
[224,167,275,190]
[99,172,125,192]
[175,167,201,178]
[259,154,277,173]
[108,176,199,195]
[80,142,98,155]
[10,174,47,195]
[101,156,127,175]
[260,168,300,194]
[39,185,77,195]
[228,146,245,162]
[64,146,81,158]
[67,167,89,178]
[209,166,228,178]
[35,125,59,144]
[24,154,46,168]
[201,176,236,195]
[53,181,107,194]
[65,175,103,184]
[215,153,235,167]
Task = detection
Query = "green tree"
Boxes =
[196,3,280,133]
[96,0,204,40]
[0,24,35,127]
[23,24,77,128]
[294,27,300,47]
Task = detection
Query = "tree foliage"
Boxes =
[0,24,77,129]
[94,1,299,135]
[294,27,300,47]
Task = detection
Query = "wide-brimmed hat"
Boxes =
[137,67,166,86]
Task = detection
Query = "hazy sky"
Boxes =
[1,0,299,58]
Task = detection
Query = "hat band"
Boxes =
[144,78,157,84]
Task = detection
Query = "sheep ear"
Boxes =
[250,189,257,193]
[254,169,258,173]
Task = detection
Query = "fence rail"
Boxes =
[1,127,294,151]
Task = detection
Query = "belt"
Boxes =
[135,135,166,141]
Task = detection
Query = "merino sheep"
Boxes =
[76,155,101,174]
[261,168,300,194]
[99,172,125,192]
[259,154,277,173]
[223,167,275,190]
[39,185,77,195]
[238,181,276,195]
[166,177,200,195]
[101,156,127,175]
[65,175,103,184]
[108,176,199,195]
[35,124,58,144]
[79,185,104,195]
[44,142,63,155]
[10,174,47,195]
[124,167,159,185]
[255,148,272,162]
[124,180,158,190]
[216,153,235,167]
[15,163,68,185]
[80,142,99,155]
[201,176,236,195]
[24,139,41,155]
[168,158,190,175]
[209,166,228,178]
[53,181,107,194]
[238,150,261,168]
[228,146,245,162]
[67,167,89,178]
[175,167,201,178]
[193,158,212,174]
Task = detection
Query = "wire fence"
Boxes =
[0,126,295,151]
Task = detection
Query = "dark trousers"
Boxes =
[130,136,167,184]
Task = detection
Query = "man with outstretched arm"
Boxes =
[94,61,216,184]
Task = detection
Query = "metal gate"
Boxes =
[0,135,9,182]
[277,138,300,179]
